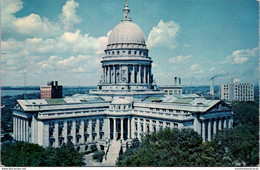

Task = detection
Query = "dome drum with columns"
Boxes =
[90,1,162,98]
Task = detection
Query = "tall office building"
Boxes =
[221,79,254,102]
[40,81,63,99]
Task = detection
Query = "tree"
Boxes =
[92,151,105,162]
[45,142,86,166]
[1,142,85,167]
[232,101,259,138]
[1,142,46,166]
[117,128,233,166]
[212,124,258,166]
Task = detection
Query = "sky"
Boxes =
[1,0,259,86]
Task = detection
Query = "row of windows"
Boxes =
[149,108,188,114]
[134,121,178,132]
[106,50,147,56]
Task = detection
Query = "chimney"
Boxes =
[210,78,214,99]
[174,77,177,85]
[179,78,181,85]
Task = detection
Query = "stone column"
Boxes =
[43,123,49,147]
[111,65,114,84]
[20,118,22,141]
[113,118,116,140]
[15,117,18,140]
[72,120,76,145]
[213,119,217,135]
[97,119,100,140]
[128,118,131,139]
[25,119,27,142]
[147,66,150,84]
[138,65,141,83]
[131,65,134,83]
[223,117,227,129]
[119,65,122,82]
[89,119,92,142]
[131,119,135,139]
[107,118,110,139]
[144,65,147,83]
[137,118,141,139]
[24,119,26,141]
[13,116,15,141]
[218,118,222,131]
[156,121,159,133]
[80,120,84,144]
[54,121,59,147]
[108,66,111,83]
[202,121,206,142]
[208,120,212,141]
[121,118,124,140]
[228,117,232,129]
[150,120,153,133]
[102,66,105,83]
[126,65,129,83]
[22,119,25,141]
[26,120,29,142]
[63,121,68,144]
[163,121,166,128]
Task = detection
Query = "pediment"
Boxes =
[12,102,24,111]
[207,101,232,113]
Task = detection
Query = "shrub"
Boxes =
[90,144,97,152]
[92,151,105,162]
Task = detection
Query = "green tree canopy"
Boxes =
[117,128,233,166]
[1,142,46,166]
[1,142,85,167]
[212,124,258,166]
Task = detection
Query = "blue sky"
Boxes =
[1,0,259,86]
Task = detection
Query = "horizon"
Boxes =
[2,0,259,86]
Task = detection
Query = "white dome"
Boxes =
[108,21,146,45]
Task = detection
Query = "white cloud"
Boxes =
[2,0,23,36]
[147,20,180,49]
[224,47,258,64]
[169,55,192,63]
[190,64,204,74]
[14,14,62,37]
[59,0,81,31]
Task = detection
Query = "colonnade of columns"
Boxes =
[132,118,174,139]
[48,118,106,147]
[108,118,131,140]
[201,116,232,142]
[102,64,151,84]
[13,116,30,142]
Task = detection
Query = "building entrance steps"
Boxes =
[102,140,122,166]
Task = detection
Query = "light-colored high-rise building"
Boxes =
[12,1,233,165]
[220,79,254,102]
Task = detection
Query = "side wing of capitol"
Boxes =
[12,2,233,154]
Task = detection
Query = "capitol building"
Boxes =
[12,1,233,164]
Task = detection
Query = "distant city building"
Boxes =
[13,1,233,165]
[160,77,183,95]
[220,79,254,102]
[40,81,62,99]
